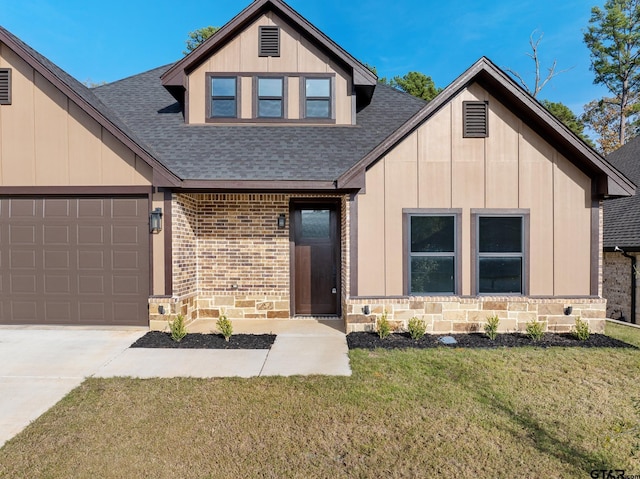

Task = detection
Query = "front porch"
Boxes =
[149,192,352,330]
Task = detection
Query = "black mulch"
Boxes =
[346,332,637,350]
[131,331,276,349]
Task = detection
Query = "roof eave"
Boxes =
[0,27,182,188]
[337,57,635,197]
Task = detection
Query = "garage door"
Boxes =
[0,197,149,326]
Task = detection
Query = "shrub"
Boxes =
[217,310,233,342]
[526,320,545,342]
[573,316,590,341]
[484,314,500,340]
[169,314,187,342]
[408,317,427,340]
[377,310,391,339]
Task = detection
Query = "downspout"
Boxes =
[615,246,637,324]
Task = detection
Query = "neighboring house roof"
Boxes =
[0,26,180,187]
[338,57,636,198]
[92,66,426,186]
[604,136,640,250]
[161,0,377,106]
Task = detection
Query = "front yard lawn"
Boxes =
[1,322,639,478]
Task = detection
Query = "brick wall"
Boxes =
[172,194,198,297]
[197,194,290,294]
[151,192,348,328]
[345,297,607,334]
[603,251,638,321]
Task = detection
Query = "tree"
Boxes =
[506,31,571,98]
[363,64,440,100]
[582,96,640,154]
[584,0,640,145]
[542,100,593,146]
[390,72,441,101]
[184,26,220,55]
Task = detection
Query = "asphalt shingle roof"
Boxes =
[604,137,640,249]
[92,65,426,182]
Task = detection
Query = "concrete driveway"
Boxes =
[0,320,351,449]
[0,328,145,448]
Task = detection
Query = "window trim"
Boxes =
[471,209,530,296]
[0,68,11,105]
[302,75,334,120]
[206,74,239,121]
[254,75,286,119]
[403,209,462,296]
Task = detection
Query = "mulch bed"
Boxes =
[131,331,276,349]
[347,332,637,350]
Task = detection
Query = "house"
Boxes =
[602,137,640,324]
[0,0,634,334]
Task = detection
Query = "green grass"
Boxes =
[1,327,639,478]
[606,320,640,348]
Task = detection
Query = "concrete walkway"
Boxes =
[96,318,351,378]
[0,319,350,448]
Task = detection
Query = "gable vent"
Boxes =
[463,101,488,138]
[0,69,11,105]
[259,26,280,57]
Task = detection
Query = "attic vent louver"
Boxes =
[259,26,280,57]
[0,69,11,105]
[463,101,488,138]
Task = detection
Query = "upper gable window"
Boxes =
[210,76,238,118]
[463,101,488,138]
[259,26,280,57]
[257,77,284,118]
[304,78,331,119]
[0,68,11,105]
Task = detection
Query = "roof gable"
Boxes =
[337,57,635,198]
[0,26,180,187]
[160,0,377,103]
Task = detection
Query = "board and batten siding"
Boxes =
[187,11,353,125]
[357,83,593,297]
[0,42,152,187]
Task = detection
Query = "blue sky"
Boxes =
[2,0,606,115]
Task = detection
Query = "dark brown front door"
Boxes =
[292,203,340,316]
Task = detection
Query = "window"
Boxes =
[476,214,525,294]
[259,26,280,57]
[408,213,459,294]
[210,76,237,118]
[304,78,331,118]
[463,101,488,137]
[257,77,284,118]
[0,68,11,105]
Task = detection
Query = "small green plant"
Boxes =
[573,316,590,341]
[377,310,391,339]
[407,316,427,340]
[526,320,545,342]
[484,314,500,340]
[169,314,187,342]
[217,310,233,342]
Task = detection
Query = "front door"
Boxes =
[292,203,340,315]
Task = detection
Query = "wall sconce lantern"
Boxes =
[277,213,286,229]
[150,208,163,234]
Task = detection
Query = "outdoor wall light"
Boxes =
[564,305,572,316]
[277,213,286,229]
[150,207,163,234]
[363,305,371,315]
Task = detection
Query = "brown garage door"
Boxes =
[0,197,149,326]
